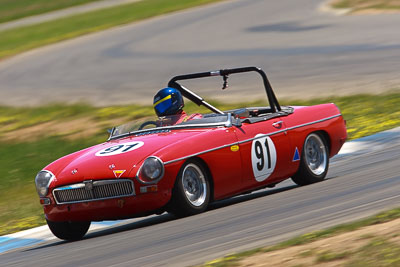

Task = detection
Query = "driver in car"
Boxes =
[153,87,202,125]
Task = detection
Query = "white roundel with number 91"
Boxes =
[95,141,144,156]
[251,134,277,182]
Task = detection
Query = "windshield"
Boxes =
[109,113,232,140]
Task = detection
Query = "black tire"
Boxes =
[291,132,329,186]
[168,159,210,217]
[46,219,91,241]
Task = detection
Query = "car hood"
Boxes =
[46,129,208,186]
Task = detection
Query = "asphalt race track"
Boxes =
[1,0,400,106]
[1,128,399,266]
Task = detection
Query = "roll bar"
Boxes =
[167,66,281,114]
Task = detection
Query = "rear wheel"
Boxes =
[291,133,329,186]
[46,219,91,241]
[168,159,210,217]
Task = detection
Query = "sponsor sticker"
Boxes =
[230,145,239,152]
[113,170,126,178]
[293,147,300,161]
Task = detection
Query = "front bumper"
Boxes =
[43,188,172,222]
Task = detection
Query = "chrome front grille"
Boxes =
[53,179,135,204]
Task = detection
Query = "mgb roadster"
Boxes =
[35,67,347,240]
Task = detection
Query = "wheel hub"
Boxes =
[305,134,327,176]
[182,164,207,207]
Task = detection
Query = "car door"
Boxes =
[234,116,293,189]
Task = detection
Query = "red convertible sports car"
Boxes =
[35,67,347,240]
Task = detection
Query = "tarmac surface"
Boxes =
[0,0,399,106]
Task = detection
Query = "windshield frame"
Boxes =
[108,113,233,141]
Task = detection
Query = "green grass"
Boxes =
[315,250,350,263]
[0,137,102,235]
[347,238,400,266]
[282,92,400,140]
[0,92,399,235]
[0,0,105,24]
[0,0,225,60]
[0,103,96,133]
[332,0,400,11]
[203,208,400,267]
[270,208,400,250]
[2,92,399,141]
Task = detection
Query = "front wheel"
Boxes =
[46,219,91,241]
[291,133,329,186]
[168,159,210,217]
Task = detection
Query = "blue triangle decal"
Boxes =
[293,147,300,161]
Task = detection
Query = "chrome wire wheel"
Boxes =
[169,159,210,217]
[304,133,327,176]
[181,163,207,207]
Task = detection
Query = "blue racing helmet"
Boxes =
[153,87,184,117]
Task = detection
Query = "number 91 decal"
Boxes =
[251,134,277,182]
[95,141,144,157]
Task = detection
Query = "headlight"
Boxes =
[136,156,164,184]
[35,170,55,197]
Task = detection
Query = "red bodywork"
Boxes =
[41,103,346,222]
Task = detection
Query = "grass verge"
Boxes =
[203,208,400,267]
[0,0,105,24]
[1,91,399,142]
[0,0,225,60]
[331,0,400,12]
[0,137,102,236]
[0,92,399,235]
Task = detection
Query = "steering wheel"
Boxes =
[138,121,158,130]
